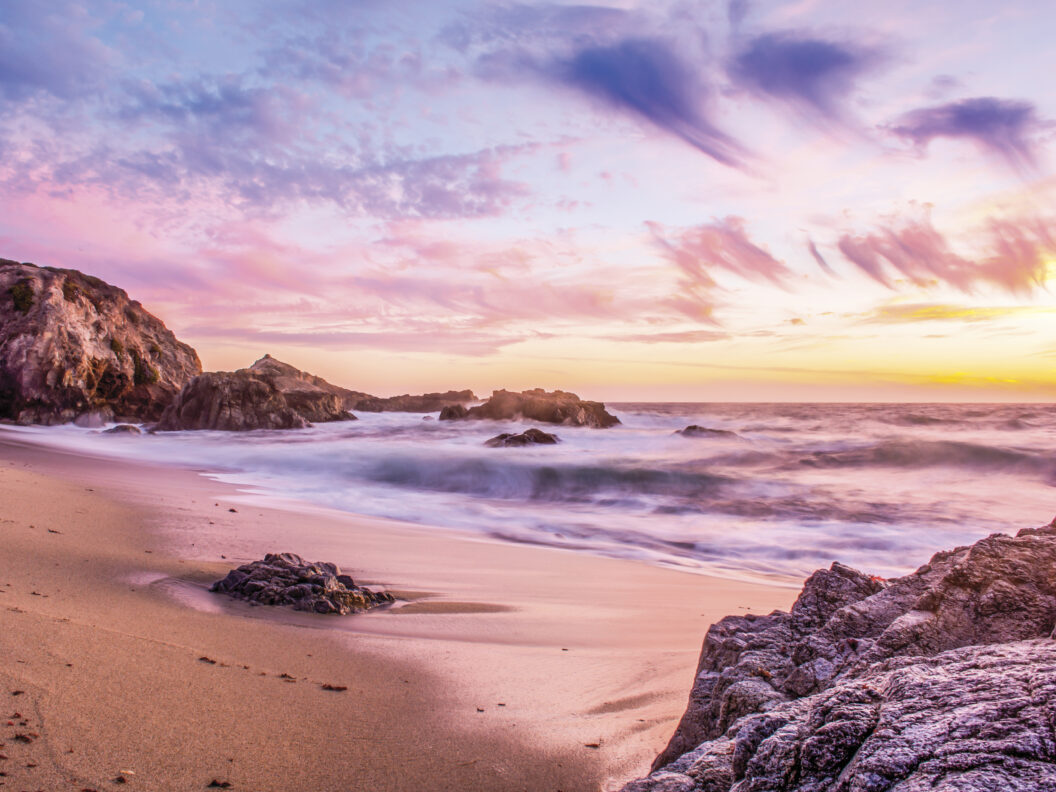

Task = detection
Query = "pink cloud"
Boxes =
[834,213,1054,295]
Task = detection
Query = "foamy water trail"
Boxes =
[10,402,1056,584]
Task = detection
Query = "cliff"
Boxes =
[0,259,201,424]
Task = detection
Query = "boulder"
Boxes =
[210,552,394,615]
[485,428,560,447]
[0,259,201,424]
[676,425,741,439]
[155,355,357,431]
[439,404,467,420]
[440,388,619,428]
[353,389,476,413]
[624,522,1056,791]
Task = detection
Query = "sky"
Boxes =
[1,0,1055,401]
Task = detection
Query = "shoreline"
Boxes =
[0,430,795,791]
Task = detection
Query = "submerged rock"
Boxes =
[353,389,476,413]
[484,427,560,447]
[155,355,357,431]
[441,388,619,428]
[624,522,1056,791]
[211,552,394,615]
[676,425,741,439]
[102,423,142,435]
[0,259,201,424]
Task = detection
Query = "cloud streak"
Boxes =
[835,214,1055,294]
[554,38,745,166]
[728,31,880,120]
[891,97,1044,171]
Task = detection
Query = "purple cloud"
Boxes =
[891,97,1044,171]
[728,31,880,119]
[0,2,111,101]
[555,38,745,167]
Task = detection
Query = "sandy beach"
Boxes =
[0,430,794,791]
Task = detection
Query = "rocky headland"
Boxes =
[0,259,201,424]
[155,355,357,431]
[440,388,620,428]
[210,552,394,615]
[622,522,1056,791]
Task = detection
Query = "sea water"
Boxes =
[12,402,1056,585]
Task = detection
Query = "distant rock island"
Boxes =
[441,388,620,428]
[622,522,1056,791]
[352,390,476,413]
[0,259,201,424]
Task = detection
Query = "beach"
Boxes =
[0,431,794,791]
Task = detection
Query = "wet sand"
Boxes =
[0,431,795,791]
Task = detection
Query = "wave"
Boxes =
[364,456,732,504]
[796,439,1050,475]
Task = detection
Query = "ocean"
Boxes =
[12,402,1055,585]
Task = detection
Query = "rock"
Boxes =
[154,355,357,431]
[625,523,1056,791]
[0,259,201,424]
[439,404,468,420]
[353,389,476,413]
[441,388,619,428]
[676,425,741,439]
[210,552,394,615]
[484,428,560,447]
[102,424,142,435]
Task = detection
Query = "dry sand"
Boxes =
[0,430,795,791]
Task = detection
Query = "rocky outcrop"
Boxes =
[353,389,476,413]
[677,425,741,439]
[484,428,560,447]
[440,388,620,428]
[0,259,201,424]
[624,522,1056,791]
[154,355,356,431]
[210,552,394,615]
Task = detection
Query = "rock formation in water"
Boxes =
[677,425,741,439]
[352,389,476,413]
[440,388,620,428]
[623,522,1056,791]
[211,552,394,614]
[0,259,201,424]
[155,355,356,431]
[484,427,560,447]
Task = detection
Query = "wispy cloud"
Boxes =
[862,302,1055,324]
[834,213,1054,294]
[728,30,881,121]
[554,38,745,166]
[0,2,113,101]
[890,97,1045,171]
[648,216,794,322]
[603,329,732,344]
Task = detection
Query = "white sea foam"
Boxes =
[11,402,1056,584]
